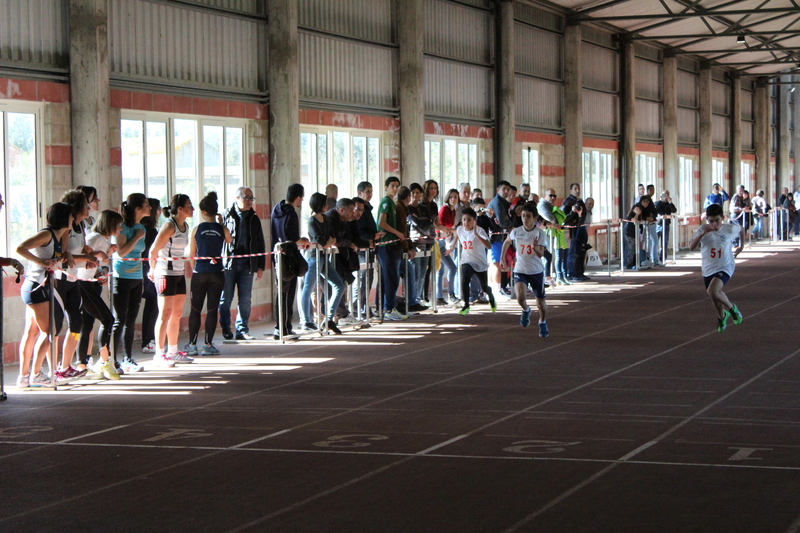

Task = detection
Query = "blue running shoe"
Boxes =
[520,308,531,327]
[539,321,549,338]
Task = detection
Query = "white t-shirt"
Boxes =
[456,226,489,271]
[78,232,111,281]
[695,223,740,277]
[509,225,546,275]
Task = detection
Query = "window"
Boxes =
[679,156,695,215]
[425,137,479,198]
[741,161,752,192]
[521,146,540,195]
[300,129,381,201]
[0,105,41,259]
[582,149,614,221]
[121,115,246,215]
[712,159,725,189]
[635,153,660,194]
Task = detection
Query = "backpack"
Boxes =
[277,242,308,282]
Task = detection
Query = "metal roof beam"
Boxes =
[579,7,800,22]
[629,30,800,40]
[573,0,633,16]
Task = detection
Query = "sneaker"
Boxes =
[55,370,74,383]
[61,366,88,379]
[301,322,319,331]
[436,298,448,306]
[168,352,194,364]
[520,308,531,328]
[499,287,514,298]
[448,294,461,305]
[640,260,653,267]
[327,320,343,335]
[99,360,121,380]
[383,309,402,321]
[458,306,470,316]
[222,328,234,340]
[394,308,408,320]
[16,374,30,388]
[183,343,198,356]
[490,302,497,313]
[539,321,549,338]
[235,331,255,341]
[407,303,429,313]
[141,340,156,354]
[557,277,572,286]
[338,315,361,326]
[28,371,52,388]
[730,304,743,325]
[113,360,126,376]
[153,353,176,368]
[717,310,730,333]
[122,358,144,373]
[201,343,220,356]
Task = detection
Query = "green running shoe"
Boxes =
[717,310,730,333]
[730,304,743,325]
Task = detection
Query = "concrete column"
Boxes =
[663,55,678,198]
[619,37,635,216]
[794,75,800,190]
[778,79,791,192]
[495,0,515,188]
[267,0,300,205]
[69,0,110,202]
[398,0,425,184]
[730,74,742,189]
[698,65,713,201]
[564,22,582,189]
[754,79,771,200]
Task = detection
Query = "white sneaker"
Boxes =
[153,353,176,368]
[393,308,408,320]
[142,340,156,354]
[383,309,401,321]
[99,360,121,380]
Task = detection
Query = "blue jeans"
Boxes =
[752,216,763,239]
[377,245,401,312]
[300,253,345,323]
[554,248,568,279]
[436,240,457,299]
[413,254,428,303]
[646,223,659,263]
[219,258,255,334]
[399,256,418,305]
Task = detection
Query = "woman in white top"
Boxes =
[148,193,194,365]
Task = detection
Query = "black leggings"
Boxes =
[141,277,158,348]
[112,277,143,361]
[56,279,83,334]
[459,264,495,308]
[189,271,225,345]
[77,281,114,365]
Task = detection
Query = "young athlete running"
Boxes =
[448,207,496,315]
[501,202,549,337]
[689,203,745,333]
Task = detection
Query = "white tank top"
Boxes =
[26,229,61,285]
[63,221,87,280]
[154,218,189,276]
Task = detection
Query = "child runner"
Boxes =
[449,207,496,315]
[501,202,549,337]
[689,203,744,333]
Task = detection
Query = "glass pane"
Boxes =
[121,119,144,202]
[582,152,590,196]
[146,122,169,209]
[530,149,539,194]
[430,141,441,186]
[457,143,468,186]
[317,134,328,192]
[173,118,197,204]
[469,144,477,186]
[353,136,366,185]
[444,139,457,196]
[368,137,380,182]
[203,125,223,201]
[225,127,243,210]
[333,131,348,197]
[301,132,315,196]
[5,112,37,260]
[0,113,4,257]
[522,149,529,183]
[424,141,431,181]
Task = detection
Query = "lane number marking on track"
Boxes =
[0,426,53,438]
[143,429,214,442]
[503,440,582,455]
[313,434,389,448]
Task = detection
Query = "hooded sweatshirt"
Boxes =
[270,200,300,253]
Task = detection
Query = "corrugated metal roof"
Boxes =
[546,0,800,78]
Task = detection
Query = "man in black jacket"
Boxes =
[562,183,589,282]
[355,181,382,316]
[270,183,310,339]
[220,187,266,341]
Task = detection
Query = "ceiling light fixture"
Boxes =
[737,34,746,44]
[792,87,797,93]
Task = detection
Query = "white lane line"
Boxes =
[415,434,470,455]
[228,429,292,449]
[3,438,800,472]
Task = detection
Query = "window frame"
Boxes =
[634,152,662,196]
[581,148,615,221]
[424,135,482,202]
[0,100,45,259]
[120,111,249,214]
[678,155,696,215]
[520,144,541,197]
